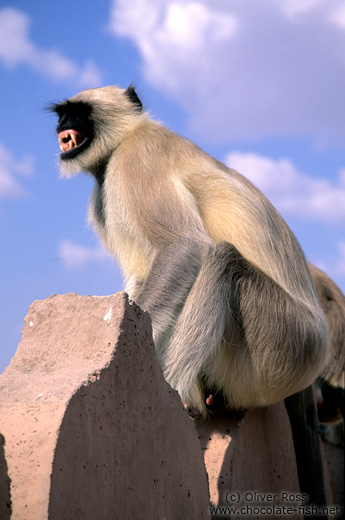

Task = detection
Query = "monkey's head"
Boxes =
[50,85,143,178]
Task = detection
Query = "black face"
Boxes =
[51,101,94,161]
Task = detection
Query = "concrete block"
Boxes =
[0,292,210,520]
[195,404,303,518]
[195,402,338,519]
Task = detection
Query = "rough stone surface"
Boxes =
[195,403,341,520]
[322,442,344,517]
[195,404,304,519]
[0,292,211,520]
[1,290,343,520]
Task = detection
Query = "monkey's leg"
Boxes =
[162,241,327,511]
[163,241,325,410]
[162,242,327,514]
[284,387,328,519]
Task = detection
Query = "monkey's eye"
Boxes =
[58,129,83,153]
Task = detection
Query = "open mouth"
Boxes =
[57,128,91,160]
[58,129,84,153]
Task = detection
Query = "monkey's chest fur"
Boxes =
[90,178,153,284]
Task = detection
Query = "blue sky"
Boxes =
[1,0,344,372]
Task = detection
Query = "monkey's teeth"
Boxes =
[58,129,83,153]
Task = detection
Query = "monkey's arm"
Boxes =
[126,175,213,349]
[135,235,212,350]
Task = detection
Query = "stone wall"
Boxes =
[0,293,210,520]
[0,292,343,519]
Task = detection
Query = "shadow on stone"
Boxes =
[0,434,11,520]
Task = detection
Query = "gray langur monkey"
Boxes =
[50,85,329,513]
[309,264,345,447]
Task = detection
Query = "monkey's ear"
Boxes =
[124,84,143,112]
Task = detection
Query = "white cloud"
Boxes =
[0,8,102,87]
[109,0,238,94]
[108,0,345,142]
[0,142,34,198]
[280,0,323,18]
[329,4,345,30]
[58,240,109,270]
[225,151,345,223]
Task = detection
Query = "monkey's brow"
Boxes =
[46,101,68,114]
[47,100,92,117]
